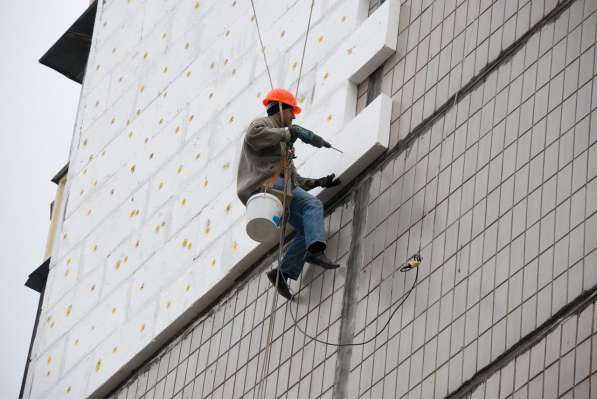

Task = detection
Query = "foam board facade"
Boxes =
[26,1,400,397]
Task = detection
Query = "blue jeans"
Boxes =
[272,177,326,280]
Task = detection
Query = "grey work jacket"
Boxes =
[236,116,317,205]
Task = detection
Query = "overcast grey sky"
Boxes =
[0,1,89,397]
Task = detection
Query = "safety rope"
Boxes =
[255,147,292,399]
[249,0,274,89]
[249,0,315,95]
[295,0,316,97]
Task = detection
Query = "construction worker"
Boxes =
[237,88,341,299]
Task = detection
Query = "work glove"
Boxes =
[289,125,331,148]
[315,174,341,188]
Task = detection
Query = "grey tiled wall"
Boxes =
[466,300,597,398]
[107,0,597,398]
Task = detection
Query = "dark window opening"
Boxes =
[366,66,384,105]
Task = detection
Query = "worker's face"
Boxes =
[279,108,295,127]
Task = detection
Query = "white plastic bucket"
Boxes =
[246,192,284,242]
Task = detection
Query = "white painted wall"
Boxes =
[26,0,400,397]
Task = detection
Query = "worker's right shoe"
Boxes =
[305,251,340,270]
[266,269,293,300]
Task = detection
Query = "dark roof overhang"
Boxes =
[39,1,97,84]
[24,258,50,293]
[51,163,69,184]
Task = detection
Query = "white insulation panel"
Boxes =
[27,0,399,398]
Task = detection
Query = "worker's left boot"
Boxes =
[266,269,293,300]
[305,250,339,269]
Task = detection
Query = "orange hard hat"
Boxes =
[262,88,301,115]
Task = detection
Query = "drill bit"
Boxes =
[330,146,343,153]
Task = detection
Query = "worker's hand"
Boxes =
[316,174,341,188]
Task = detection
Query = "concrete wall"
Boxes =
[103,0,597,398]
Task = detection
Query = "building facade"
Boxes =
[24,0,597,398]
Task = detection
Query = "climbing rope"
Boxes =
[249,0,315,95]
[249,0,274,89]
[255,149,291,399]
[295,0,316,97]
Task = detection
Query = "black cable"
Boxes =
[267,148,421,348]
[287,263,419,347]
